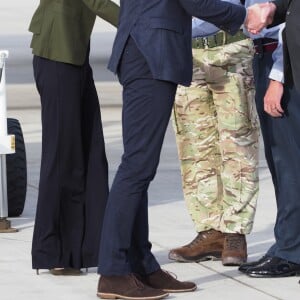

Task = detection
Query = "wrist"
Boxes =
[269,79,283,88]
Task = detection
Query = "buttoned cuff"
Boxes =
[269,69,284,83]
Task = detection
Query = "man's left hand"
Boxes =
[264,80,284,117]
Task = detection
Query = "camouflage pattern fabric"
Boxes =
[173,38,259,234]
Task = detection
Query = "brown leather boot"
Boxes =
[222,233,247,266]
[140,269,197,293]
[97,274,169,300]
[168,229,224,262]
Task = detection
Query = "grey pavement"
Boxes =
[1,1,300,299]
[1,81,300,300]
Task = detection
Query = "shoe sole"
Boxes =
[97,292,169,300]
[222,256,247,266]
[162,285,197,293]
[49,269,82,276]
[247,271,300,278]
[238,267,251,273]
[168,252,222,263]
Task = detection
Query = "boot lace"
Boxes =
[161,269,178,280]
[186,230,215,248]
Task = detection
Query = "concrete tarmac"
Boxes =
[1,80,300,300]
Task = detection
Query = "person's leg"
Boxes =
[173,49,223,233]
[98,36,177,276]
[243,86,300,277]
[208,39,259,265]
[238,51,281,273]
[97,36,195,299]
[32,56,87,269]
[209,40,259,235]
[253,52,278,195]
[80,62,109,267]
[269,86,300,264]
[169,48,225,262]
[252,52,279,257]
[127,189,155,275]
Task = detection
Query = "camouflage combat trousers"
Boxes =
[173,38,259,234]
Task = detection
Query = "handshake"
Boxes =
[244,2,277,34]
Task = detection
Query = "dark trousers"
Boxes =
[266,85,300,263]
[253,53,300,263]
[98,37,177,275]
[32,53,108,269]
[253,52,278,195]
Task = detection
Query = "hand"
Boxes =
[264,80,284,117]
[245,2,276,34]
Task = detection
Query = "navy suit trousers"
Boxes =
[98,37,177,275]
[266,85,300,264]
[253,52,279,195]
[253,52,300,263]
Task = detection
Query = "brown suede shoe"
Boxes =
[140,269,197,293]
[168,229,224,262]
[222,233,247,266]
[97,274,169,300]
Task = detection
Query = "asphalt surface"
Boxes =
[2,83,300,300]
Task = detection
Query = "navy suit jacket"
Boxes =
[108,0,246,86]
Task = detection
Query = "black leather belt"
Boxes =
[253,38,278,55]
[192,29,247,49]
[253,38,277,46]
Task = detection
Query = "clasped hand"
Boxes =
[245,2,276,34]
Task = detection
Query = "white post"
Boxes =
[0,50,17,232]
[0,50,9,218]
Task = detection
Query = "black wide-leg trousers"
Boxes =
[32,53,108,269]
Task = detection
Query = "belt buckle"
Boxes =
[220,31,227,45]
[254,39,264,58]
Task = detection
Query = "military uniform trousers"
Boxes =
[31,51,109,269]
[173,38,259,234]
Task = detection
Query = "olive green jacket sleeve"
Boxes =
[29,0,119,65]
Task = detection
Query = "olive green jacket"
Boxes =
[29,0,119,65]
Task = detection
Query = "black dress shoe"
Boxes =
[238,255,272,273]
[245,256,300,278]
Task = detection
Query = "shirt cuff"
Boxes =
[269,69,284,83]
